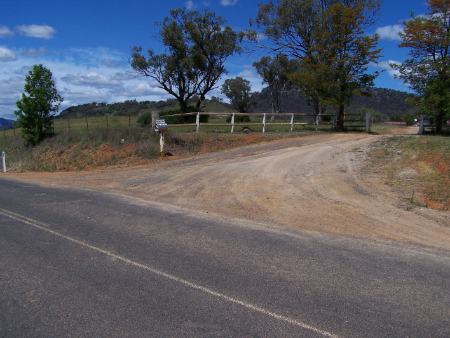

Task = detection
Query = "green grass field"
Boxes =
[0,114,378,144]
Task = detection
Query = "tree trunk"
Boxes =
[195,94,205,111]
[179,100,189,115]
[436,110,443,134]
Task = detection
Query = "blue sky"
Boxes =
[0,0,429,120]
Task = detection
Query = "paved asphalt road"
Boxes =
[0,177,449,337]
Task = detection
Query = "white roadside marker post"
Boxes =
[2,151,5,173]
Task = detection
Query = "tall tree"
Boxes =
[298,4,382,130]
[253,53,298,116]
[15,64,63,145]
[130,8,243,114]
[248,0,381,58]
[248,0,381,127]
[391,0,450,133]
[288,55,329,117]
[221,77,258,114]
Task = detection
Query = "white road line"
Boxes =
[0,207,50,228]
[0,207,340,338]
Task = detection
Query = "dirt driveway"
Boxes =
[6,131,450,253]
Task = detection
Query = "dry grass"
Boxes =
[0,124,322,172]
[366,135,450,210]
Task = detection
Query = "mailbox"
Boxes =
[155,119,168,132]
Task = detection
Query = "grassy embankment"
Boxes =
[4,115,446,213]
[366,134,450,211]
[1,115,341,172]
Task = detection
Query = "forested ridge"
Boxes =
[58,87,414,120]
[0,118,14,129]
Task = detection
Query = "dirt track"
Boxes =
[6,131,450,253]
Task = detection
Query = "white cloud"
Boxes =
[0,78,25,115]
[0,77,24,94]
[14,66,33,75]
[61,72,123,88]
[373,60,402,78]
[60,90,111,108]
[113,83,166,97]
[0,46,17,61]
[112,72,135,81]
[375,24,404,41]
[236,69,256,78]
[220,0,238,6]
[0,25,14,38]
[15,24,56,39]
[22,47,47,58]
[103,59,125,68]
[185,1,197,9]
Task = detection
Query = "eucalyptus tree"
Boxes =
[253,53,298,116]
[248,0,382,130]
[248,0,380,58]
[221,77,258,114]
[391,0,450,133]
[131,8,243,114]
[298,4,382,130]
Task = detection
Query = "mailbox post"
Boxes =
[155,119,168,157]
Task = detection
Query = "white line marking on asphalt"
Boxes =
[0,208,50,228]
[0,207,339,338]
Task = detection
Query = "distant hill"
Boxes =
[253,87,415,118]
[0,118,14,129]
[58,87,415,120]
[58,97,236,119]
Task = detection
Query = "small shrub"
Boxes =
[404,114,415,126]
[135,141,160,159]
[110,154,118,164]
[137,113,152,126]
[226,115,251,123]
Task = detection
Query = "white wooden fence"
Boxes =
[151,111,371,133]
[419,115,450,134]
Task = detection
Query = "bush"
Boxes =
[404,114,415,126]
[321,114,332,122]
[226,114,251,123]
[390,114,402,122]
[137,112,152,126]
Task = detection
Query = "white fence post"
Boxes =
[196,112,200,133]
[2,151,5,173]
[231,113,235,133]
[290,114,294,132]
[365,112,371,133]
[262,113,266,133]
[315,115,319,131]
